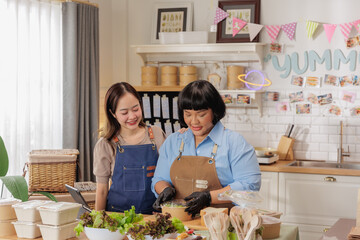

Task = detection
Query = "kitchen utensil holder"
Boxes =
[277,136,295,160]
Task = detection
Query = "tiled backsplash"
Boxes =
[222,88,360,162]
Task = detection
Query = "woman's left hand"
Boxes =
[184,191,211,217]
[178,128,188,134]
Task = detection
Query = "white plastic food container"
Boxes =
[84,227,126,240]
[37,202,81,226]
[37,221,77,240]
[12,200,52,222]
[12,221,42,239]
[0,198,21,221]
[0,219,16,237]
[179,31,208,44]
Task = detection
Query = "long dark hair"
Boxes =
[178,80,226,126]
[102,82,145,141]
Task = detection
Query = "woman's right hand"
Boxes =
[152,186,176,211]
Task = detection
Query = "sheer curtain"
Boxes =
[0,0,62,176]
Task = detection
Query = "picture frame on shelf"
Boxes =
[151,2,193,44]
[217,0,260,43]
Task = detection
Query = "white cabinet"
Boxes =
[258,171,278,211]
[279,172,360,240]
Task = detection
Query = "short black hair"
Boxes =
[178,80,226,126]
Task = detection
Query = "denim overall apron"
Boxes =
[106,127,158,214]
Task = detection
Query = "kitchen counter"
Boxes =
[260,160,360,176]
[319,218,355,239]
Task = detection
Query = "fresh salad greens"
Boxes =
[127,212,185,240]
[162,202,186,208]
[74,206,144,236]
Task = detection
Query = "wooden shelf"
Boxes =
[134,85,184,92]
[132,43,266,69]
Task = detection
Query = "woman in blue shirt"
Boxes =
[151,80,261,217]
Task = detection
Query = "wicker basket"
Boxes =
[27,149,79,193]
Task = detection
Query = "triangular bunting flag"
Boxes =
[248,23,263,41]
[265,25,281,43]
[281,22,297,40]
[339,22,353,40]
[323,24,337,43]
[232,17,247,37]
[214,7,229,25]
[352,19,360,33]
[306,20,319,39]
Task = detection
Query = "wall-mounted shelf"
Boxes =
[135,86,264,116]
[218,90,264,116]
[131,43,266,69]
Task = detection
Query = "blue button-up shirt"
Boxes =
[151,121,261,197]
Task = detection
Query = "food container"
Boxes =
[0,198,21,220]
[254,147,278,158]
[28,149,79,192]
[227,65,245,90]
[37,221,77,240]
[141,66,158,86]
[84,226,126,240]
[13,200,52,222]
[257,209,282,219]
[0,219,16,237]
[261,215,281,239]
[179,66,197,86]
[37,202,81,226]
[161,199,192,221]
[12,221,42,239]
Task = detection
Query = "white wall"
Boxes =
[97,0,360,162]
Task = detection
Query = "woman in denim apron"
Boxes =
[93,82,165,214]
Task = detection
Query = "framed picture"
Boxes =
[151,2,193,44]
[216,0,260,43]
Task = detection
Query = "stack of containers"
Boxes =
[12,200,52,239]
[141,66,158,86]
[179,65,197,86]
[0,198,21,237]
[227,65,245,90]
[161,66,178,86]
[36,202,81,240]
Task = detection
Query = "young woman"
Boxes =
[151,80,261,217]
[93,82,166,214]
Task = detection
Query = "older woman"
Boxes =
[151,80,261,217]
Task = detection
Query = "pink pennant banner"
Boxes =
[339,22,353,40]
[266,25,281,43]
[352,19,360,33]
[232,17,247,37]
[281,22,297,40]
[248,23,264,41]
[323,24,337,43]
[214,7,229,25]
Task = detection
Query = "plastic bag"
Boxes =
[218,190,263,209]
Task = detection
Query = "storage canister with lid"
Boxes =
[160,65,178,86]
[141,66,158,86]
[227,65,245,90]
[179,65,197,86]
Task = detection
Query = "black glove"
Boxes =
[184,191,211,217]
[152,186,176,211]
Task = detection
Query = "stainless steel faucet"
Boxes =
[337,121,350,163]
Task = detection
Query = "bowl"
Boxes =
[254,147,278,158]
[161,199,192,221]
[84,227,126,240]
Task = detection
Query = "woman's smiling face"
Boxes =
[183,108,214,138]
[113,92,142,131]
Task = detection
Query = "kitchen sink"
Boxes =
[287,160,360,170]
